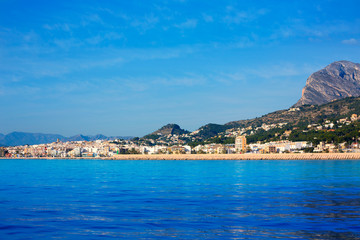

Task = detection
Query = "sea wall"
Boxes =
[111,153,360,160]
[3,153,360,160]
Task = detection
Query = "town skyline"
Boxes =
[1,1,360,136]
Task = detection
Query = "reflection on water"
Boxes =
[0,159,359,239]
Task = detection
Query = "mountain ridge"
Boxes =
[183,96,360,144]
[0,132,133,147]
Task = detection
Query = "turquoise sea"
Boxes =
[0,159,360,239]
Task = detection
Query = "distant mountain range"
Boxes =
[0,132,133,147]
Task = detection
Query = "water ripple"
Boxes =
[0,159,360,239]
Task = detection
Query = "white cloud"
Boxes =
[0,85,41,96]
[342,38,358,45]
[223,8,268,24]
[271,20,358,41]
[175,19,198,29]
[81,14,104,26]
[224,11,248,24]
[242,63,316,80]
[131,14,159,33]
[214,72,246,85]
[122,80,149,92]
[43,23,72,32]
[53,38,83,49]
[42,14,105,34]
[85,32,124,45]
[22,31,39,42]
[152,75,206,87]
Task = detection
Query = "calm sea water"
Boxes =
[0,159,360,239]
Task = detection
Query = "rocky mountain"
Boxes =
[295,60,360,106]
[0,132,133,146]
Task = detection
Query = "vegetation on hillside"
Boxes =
[289,122,360,145]
[139,97,360,147]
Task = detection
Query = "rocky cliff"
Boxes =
[295,60,360,106]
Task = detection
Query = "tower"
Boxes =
[235,135,247,153]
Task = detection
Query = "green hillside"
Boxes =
[191,97,360,144]
[227,97,360,128]
[139,97,360,146]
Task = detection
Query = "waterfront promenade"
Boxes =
[4,153,360,160]
[111,153,360,160]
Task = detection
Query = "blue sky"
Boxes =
[1,0,360,137]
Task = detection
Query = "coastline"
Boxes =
[2,153,360,160]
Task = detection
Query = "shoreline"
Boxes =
[2,153,360,160]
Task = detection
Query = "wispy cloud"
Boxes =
[0,84,42,96]
[213,72,246,85]
[223,7,268,24]
[224,11,249,24]
[0,49,125,81]
[53,38,82,49]
[131,14,159,33]
[152,75,206,87]
[175,19,198,29]
[22,31,39,42]
[271,19,360,41]
[120,45,199,61]
[123,80,149,92]
[0,43,202,86]
[202,14,213,23]
[342,38,358,45]
[232,63,318,81]
[85,32,124,45]
[81,14,104,26]
[43,23,73,32]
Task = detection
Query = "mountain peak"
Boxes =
[324,60,360,72]
[295,60,360,107]
[150,123,189,136]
